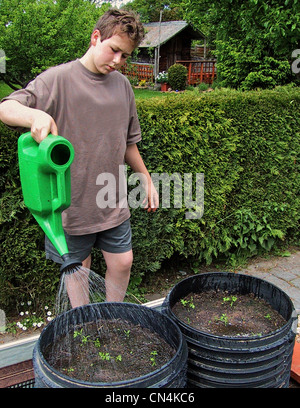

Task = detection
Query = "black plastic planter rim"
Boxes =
[166,272,296,342]
[36,302,186,387]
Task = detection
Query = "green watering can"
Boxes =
[18,132,82,272]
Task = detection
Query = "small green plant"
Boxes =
[215,313,229,326]
[99,352,111,361]
[80,335,90,346]
[73,328,83,339]
[197,82,210,92]
[13,302,54,333]
[94,338,101,348]
[73,328,91,347]
[264,313,272,320]
[150,350,158,367]
[98,352,122,362]
[124,329,131,338]
[63,367,75,374]
[180,296,195,309]
[222,295,238,307]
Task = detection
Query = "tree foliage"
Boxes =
[182,0,300,88]
[0,0,110,88]
[123,0,184,22]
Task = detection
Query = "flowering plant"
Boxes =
[14,301,54,332]
[156,71,168,83]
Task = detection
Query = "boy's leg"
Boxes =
[66,249,132,305]
[102,249,133,302]
[45,219,132,305]
[64,254,92,308]
[45,234,95,308]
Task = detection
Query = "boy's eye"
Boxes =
[111,47,129,59]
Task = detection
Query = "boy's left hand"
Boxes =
[143,180,159,212]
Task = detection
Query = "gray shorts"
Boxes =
[45,219,132,264]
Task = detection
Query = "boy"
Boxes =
[0,9,158,306]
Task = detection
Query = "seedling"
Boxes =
[80,335,90,346]
[63,367,75,374]
[115,354,122,362]
[264,313,272,320]
[222,295,238,307]
[180,296,195,309]
[150,350,158,367]
[124,329,131,338]
[215,313,229,326]
[99,352,111,361]
[73,328,90,347]
[73,328,83,339]
[94,338,101,348]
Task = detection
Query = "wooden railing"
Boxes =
[176,60,217,85]
[121,63,154,83]
[121,60,217,86]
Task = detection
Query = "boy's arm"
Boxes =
[0,100,58,143]
[125,143,159,212]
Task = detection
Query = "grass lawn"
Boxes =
[0,81,16,100]
[133,87,169,99]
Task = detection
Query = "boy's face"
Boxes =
[89,30,134,75]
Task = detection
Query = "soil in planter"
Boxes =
[43,318,176,383]
[172,290,287,337]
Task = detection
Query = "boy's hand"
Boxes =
[31,110,58,143]
[143,179,159,213]
[0,100,58,144]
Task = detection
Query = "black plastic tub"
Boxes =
[33,302,188,388]
[163,272,296,388]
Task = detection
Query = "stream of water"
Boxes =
[55,265,142,315]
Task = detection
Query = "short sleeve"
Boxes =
[1,72,57,117]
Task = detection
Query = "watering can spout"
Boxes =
[60,254,82,274]
[18,132,76,262]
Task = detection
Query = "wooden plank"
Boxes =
[0,360,34,388]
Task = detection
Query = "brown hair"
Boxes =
[93,9,145,48]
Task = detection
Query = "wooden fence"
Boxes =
[176,60,217,85]
[121,60,217,86]
[121,63,154,83]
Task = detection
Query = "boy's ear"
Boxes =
[91,29,101,46]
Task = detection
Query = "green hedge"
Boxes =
[134,87,299,266]
[1,86,299,311]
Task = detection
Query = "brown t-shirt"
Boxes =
[4,59,142,234]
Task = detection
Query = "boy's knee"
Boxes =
[120,251,133,271]
[103,250,133,273]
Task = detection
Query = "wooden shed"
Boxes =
[121,21,216,86]
[139,21,206,77]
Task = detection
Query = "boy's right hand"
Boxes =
[31,110,58,143]
[0,100,58,144]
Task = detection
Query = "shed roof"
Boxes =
[139,21,205,48]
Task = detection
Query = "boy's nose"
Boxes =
[113,52,122,65]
